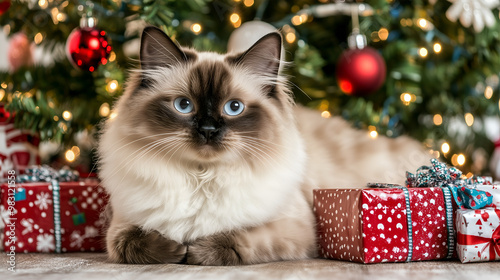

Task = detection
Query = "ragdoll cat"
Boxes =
[98,26,431,265]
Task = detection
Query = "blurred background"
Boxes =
[0,0,499,179]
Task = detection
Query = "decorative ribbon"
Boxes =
[17,165,79,183]
[457,209,500,261]
[401,187,413,262]
[17,166,79,253]
[441,187,455,259]
[51,180,62,253]
[406,159,493,209]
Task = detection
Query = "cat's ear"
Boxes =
[227,32,282,79]
[140,26,191,71]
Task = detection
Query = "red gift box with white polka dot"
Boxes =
[313,188,454,263]
[455,208,500,263]
[1,181,108,253]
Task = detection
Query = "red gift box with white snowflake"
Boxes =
[313,187,455,263]
[455,208,500,263]
[1,181,108,253]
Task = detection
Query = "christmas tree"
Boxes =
[1,0,499,176]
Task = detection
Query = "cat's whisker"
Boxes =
[164,141,189,167]
[225,135,289,163]
[228,145,253,171]
[241,140,280,159]
[243,143,283,168]
[223,136,286,166]
[105,137,183,182]
[288,80,312,100]
[146,138,186,164]
[233,142,278,171]
[90,132,181,177]
[140,137,188,163]
[238,135,291,149]
[110,139,188,190]
[240,139,288,159]
[105,132,186,157]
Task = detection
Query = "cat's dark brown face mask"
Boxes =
[125,27,287,163]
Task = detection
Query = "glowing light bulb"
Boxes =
[321,111,331,118]
[441,142,450,154]
[368,126,378,139]
[419,47,428,57]
[464,113,474,127]
[34,33,43,44]
[433,43,442,53]
[286,32,296,44]
[99,103,110,117]
[62,110,72,121]
[300,14,308,23]
[65,150,76,162]
[71,146,81,156]
[400,93,412,105]
[106,80,118,93]
[457,154,466,166]
[56,13,67,22]
[230,13,240,24]
[109,51,116,62]
[191,23,202,34]
[484,86,493,99]
[230,13,241,28]
[38,0,48,9]
[378,28,389,41]
[292,15,303,25]
[433,114,443,126]
[417,18,428,29]
[243,0,254,7]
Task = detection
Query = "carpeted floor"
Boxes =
[1,253,499,280]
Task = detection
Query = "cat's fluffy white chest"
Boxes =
[104,155,305,243]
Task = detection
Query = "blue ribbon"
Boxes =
[406,159,493,209]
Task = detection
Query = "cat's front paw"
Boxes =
[186,232,243,266]
[112,226,186,264]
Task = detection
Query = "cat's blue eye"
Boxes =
[174,97,194,114]
[223,100,245,116]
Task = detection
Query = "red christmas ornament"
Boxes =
[0,103,11,123]
[0,0,11,15]
[66,16,111,72]
[336,33,386,96]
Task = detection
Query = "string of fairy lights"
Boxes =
[2,0,497,174]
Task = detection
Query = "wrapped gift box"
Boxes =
[455,208,500,263]
[1,180,108,253]
[313,187,455,263]
[470,184,500,208]
[0,104,40,178]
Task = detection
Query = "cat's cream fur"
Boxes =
[99,27,430,265]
